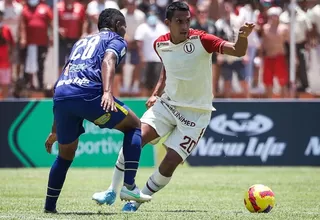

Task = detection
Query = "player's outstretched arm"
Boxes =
[223,23,255,57]
[101,52,118,112]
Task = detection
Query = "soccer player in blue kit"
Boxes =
[43,8,152,213]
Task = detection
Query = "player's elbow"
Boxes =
[224,43,246,57]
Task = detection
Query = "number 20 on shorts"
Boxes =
[180,136,197,154]
[179,128,205,154]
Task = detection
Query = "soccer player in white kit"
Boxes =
[92,1,255,212]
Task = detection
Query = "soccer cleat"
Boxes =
[120,186,152,203]
[122,202,139,212]
[92,189,116,206]
[44,209,58,214]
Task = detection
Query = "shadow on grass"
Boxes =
[144,210,209,213]
[57,211,117,216]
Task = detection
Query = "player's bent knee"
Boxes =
[159,148,183,177]
[58,139,79,161]
[114,110,141,132]
[141,123,160,147]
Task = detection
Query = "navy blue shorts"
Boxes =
[53,95,129,144]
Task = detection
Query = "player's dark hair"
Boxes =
[98,8,125,31]
[165,1,189,21]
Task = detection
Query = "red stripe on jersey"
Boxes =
[153,32,170,61]
[188,29,225,54]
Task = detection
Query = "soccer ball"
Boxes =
[244,184,275,213]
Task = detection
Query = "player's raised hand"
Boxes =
[45,132,57,154]
[146,95,157,109]
[239,22,255,38]
[101,91,118,112]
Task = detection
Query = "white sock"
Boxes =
[109,148,124,193]
[133,169,171,208]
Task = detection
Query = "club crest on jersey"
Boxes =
[94,113,111,125]
[183,42,195,54]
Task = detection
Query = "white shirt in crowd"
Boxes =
[86,0,119,33]
[215,13,242,63]
[280,5,312,44]
[238,4,260,48]
[120,8,145,42]
[307,4,320,35]
[0,0,23,41]
[134,20,168,62]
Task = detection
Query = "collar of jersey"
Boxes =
[100,28,112,33]
[170,30,192,45]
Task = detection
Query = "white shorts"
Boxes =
[141,98,212,161]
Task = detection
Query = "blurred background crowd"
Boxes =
[0,0,319,99]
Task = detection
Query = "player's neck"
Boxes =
[100,28,113,32]
[268,22,279,28]
[170,34,188,44]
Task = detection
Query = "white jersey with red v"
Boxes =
[153,29,226,111]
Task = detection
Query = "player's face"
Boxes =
[269,15,279,24]
[166,10,191,43]
[115,20,127,38]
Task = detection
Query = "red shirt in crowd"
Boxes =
[22,3,52,46]
[0,25,14,68]
[58,1,85,39]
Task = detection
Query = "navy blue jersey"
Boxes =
[53,30,127,101]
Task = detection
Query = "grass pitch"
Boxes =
[0,167,320,220]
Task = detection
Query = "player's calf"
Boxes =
[120,149,180,212]
[44,140,78,212]
[158,148,183,177]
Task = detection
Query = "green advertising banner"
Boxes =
[8,99,155,167]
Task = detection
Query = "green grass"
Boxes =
[1,167,320,220]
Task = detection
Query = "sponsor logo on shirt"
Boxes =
[56,77,90,87]
[94,113,111,125]
[189,35,199,40]
[157,42,169,48]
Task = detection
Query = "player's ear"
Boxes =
[164,18,170,27]
[115,20,121,31]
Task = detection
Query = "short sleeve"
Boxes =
[105,38,127,65]
[200,33,226,54]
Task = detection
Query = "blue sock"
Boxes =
[122,128,142,187]
[44,156,72,211]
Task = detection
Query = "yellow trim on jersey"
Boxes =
[115,102,128,115]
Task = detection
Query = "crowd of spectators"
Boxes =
[0,0,319,99]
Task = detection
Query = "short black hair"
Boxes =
[98,8,125,31]
[165,1,189,21]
